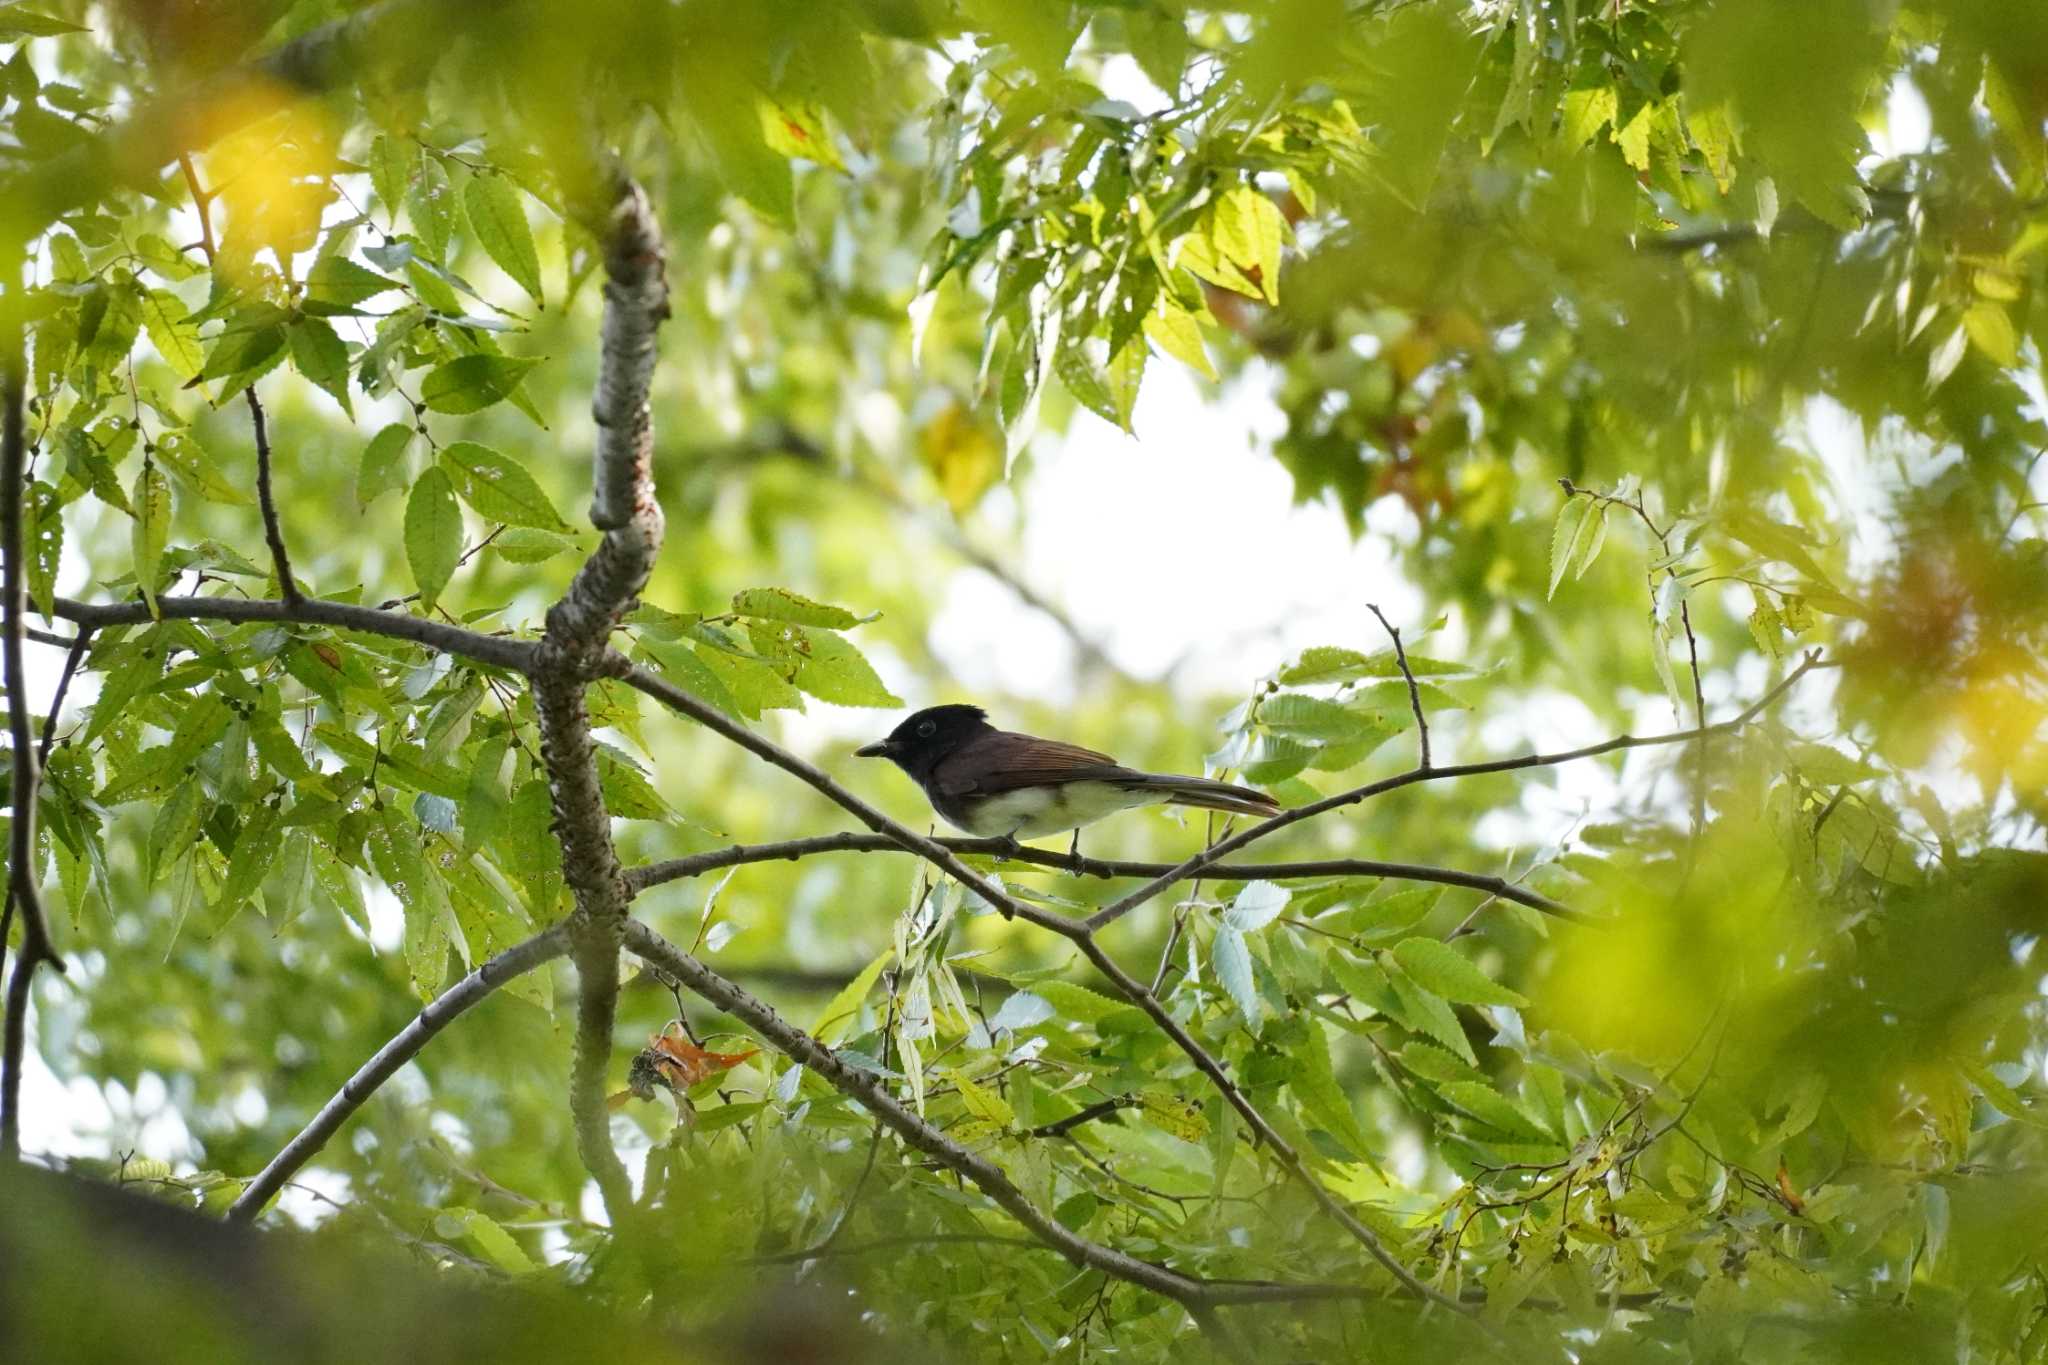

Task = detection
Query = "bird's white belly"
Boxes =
[952,782,1165,838]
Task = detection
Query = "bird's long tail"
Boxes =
[1122,773,1281,820]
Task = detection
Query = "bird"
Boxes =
[855,704,1281,855]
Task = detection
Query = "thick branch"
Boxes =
[621,921,1217,1307]
[49,595,534,673]
[227,926,568,1221]
[535,172,670,1224]
[623,834,1580,920]
[3,315,60,1163]
[1082,651,1830,934]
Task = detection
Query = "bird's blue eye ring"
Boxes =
[918,720,936,737]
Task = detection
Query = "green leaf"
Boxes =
[1143,299,1214,380]
[463,173,544,307]
[153,431,251,506]
[1962,300,2018,368]
[947,1068,1015,1128]
[130,461,170,616]
[757,96,846,171]
[1213,924,1261,1030]
[1391,938,1527,1008]
[356,423,412,508]
[793,629,903,708]
[0,5,88,37]
[1437,1079,1550,1140]
[1548,497,1591,600]
[1321,887,1441,945]
[1287,1020,1375,1162]
[140,288,203,381]
[492,528,576,563]
[25,482,61,617]
[813,946,892,1045]
[1137,1091,1208,1143]
[638,637,742,719]
[436,442,567,530]
[463,1210,536,1275]
[367,134,414,227]
[1029,980,1124,1025]
[1260,694,1369,741]
[1382,956,1474,1063]
[302,256,398,317]
[419,354,541,414]
[287,316,352,415]
[596,747,669,820]
[367,805,449,998]
[85,630,165,745]
[404,465,463,609]
[732,587,864,628]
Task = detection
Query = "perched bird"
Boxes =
[856,704,1280,851]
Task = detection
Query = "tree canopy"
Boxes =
[3,1,2046,1361]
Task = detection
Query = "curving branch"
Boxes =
[533,171,671,1223]
[623,833,1581,920]
[623,921,1216,1308]
[226,925,569,1221]
[49,595,534,673]
[2,319,60,1163]
[1082,650,1832,934]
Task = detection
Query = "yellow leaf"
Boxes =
[1612,102,1654,172]
[1962,300,2018,368]
[946,1068,1014,1129]
[919,402,1003,514]
[1143,299,1215,379]
[757,95,845,172]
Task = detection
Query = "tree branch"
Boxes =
[1366,603,1429,771]
[49,595,534,673]
[534,170,671,1224]
[1081,650,1830,935]
[623,834,1581,920]
[226,925,569,1221]
[620,920,1219,1306]
[0,626,90,990]
[2,313,61,1164]
[242,387,301,603]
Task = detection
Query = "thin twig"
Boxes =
[1367,603,1429,770]
[242,387,301,602]
[1081,650,1829,935]
[227,925,569,1220]
[1029,1095,1139,1139]
[0,627,91,990]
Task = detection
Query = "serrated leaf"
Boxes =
[1223,880,1289,932]
[1438,1079,1549,1139]
[1322,887,1441,945]
[1548,497,1591,600]
[1030,979,1124,1025]
[1213,923,1261,1030]
[302,255,398,316]
[140,288,203,380]
[25,482,61,617]
[463,173,544,307]
[1382,956,1474,1063]
[596,746,669,819]
[1288,1020,1375,1161]
[287,317,352,415]
[463,1210,536,1275]
[153,431,250,506]
[357,423,412,508]
[130,461,170,615]
[1143,298,1214,379]
[368,134,414,227]
[437,441,566,529]
[1260,694,1369,741]
[793,629,903,707]
[1961,300,2018,368]
[404,465,462,609]
[1391,938,1527,1007]
[492,527,575,562]
[0,6,88,37]
[419,354,541,414]
[732,587,863,628]
[947,1068,1014,1129]
[1138,1091,1208,1142]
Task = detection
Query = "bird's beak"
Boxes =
[854,739,891,759]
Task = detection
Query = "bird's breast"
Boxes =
[937,781,1165,839]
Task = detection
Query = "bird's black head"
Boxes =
[855,704,992,779]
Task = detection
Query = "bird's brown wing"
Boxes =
[932,730,1137,797]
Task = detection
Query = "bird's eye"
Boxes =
[918,720,936,738]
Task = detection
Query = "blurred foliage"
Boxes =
[2,0,2047,1361]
